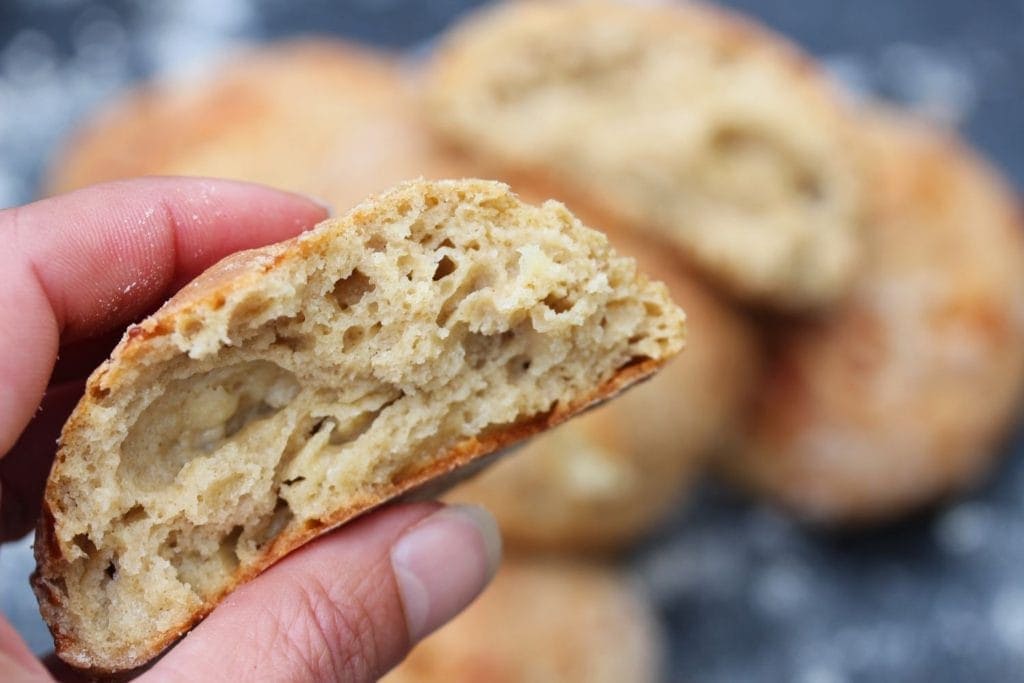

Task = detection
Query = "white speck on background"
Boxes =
[0,534,52,654]
[134,0,255,77]
[0,21,133,206]
[0,164,27,209]
[824,44,978,126]
[639,531,746,601]
[879,43,977,125]
[823,54,873,101]
[744,506,804,554]
[934,502,994,555]
[936,605,986,657]
[992,587,1024,653]
[800,663,846,683]
[2,30,57,84]
[753,561,811,617]
[73,10,130,76]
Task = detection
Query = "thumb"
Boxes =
[139,502,501,683]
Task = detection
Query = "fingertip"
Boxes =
[390,504,503,642]
[294,192,336,219]
[446,504,502,583]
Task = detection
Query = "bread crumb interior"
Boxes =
[44,181,683,665]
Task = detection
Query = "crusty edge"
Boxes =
[32,355,663,676]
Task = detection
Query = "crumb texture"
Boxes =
[427,0,863,306]
[448,225,757,553]
[34,179,684,671]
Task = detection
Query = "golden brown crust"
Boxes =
[720,110,1024,523]
[32,179,680,673]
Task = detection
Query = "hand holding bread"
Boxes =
[7,1,1024,681]
[30,179,683,671]
[0,179,513,681]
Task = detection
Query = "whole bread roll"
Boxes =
[383,559,663,683]
[425,0,864,308]
[449,213,758,553]
[32,179,685,673]
[47,40,462,206]
[721,112,1024,523]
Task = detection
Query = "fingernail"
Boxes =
[390,504,502,641]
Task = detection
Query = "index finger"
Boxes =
[0,177,330,457]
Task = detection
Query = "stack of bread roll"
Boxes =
[47,1,1024,680]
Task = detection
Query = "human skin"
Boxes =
[0,177,501,682]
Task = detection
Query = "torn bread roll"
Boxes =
[720,112,1024,523]
[32,179,685,672]
[424,0,864,308]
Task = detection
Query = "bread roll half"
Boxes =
[32,179,685,672]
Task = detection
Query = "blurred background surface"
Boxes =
[1,1,1024,681]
